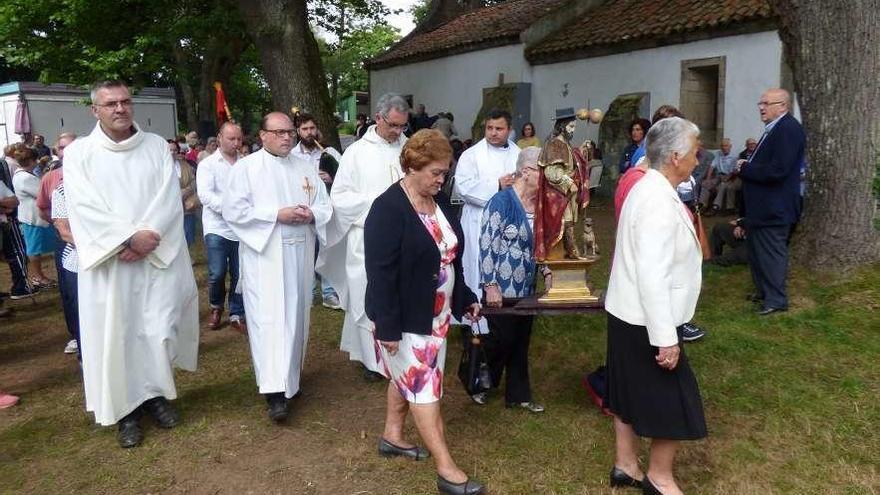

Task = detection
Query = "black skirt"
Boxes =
[604,313,707,440]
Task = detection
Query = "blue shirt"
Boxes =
[712,152,738,175]
[479,187,536,298]
[629,141,646,168]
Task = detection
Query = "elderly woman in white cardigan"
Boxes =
[603,117,707,495]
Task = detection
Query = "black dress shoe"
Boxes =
[757,306,787,316]
[363,368,385,382]
[117,411,144,448]
[266,393,288,422]
[641,476,663,495]
[745,292,764,303]
[142,397,180,428]
[610,466,643,488]
[378,438,431,460]
[437,475,485,495]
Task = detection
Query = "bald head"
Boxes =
[259,112,295,156]
[759,88,791,123]
[218,121,243,158]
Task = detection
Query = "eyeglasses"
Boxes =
[380,114,408,131]
[95,99,133,109]
[262,129,296,137]
[756,100,784,108]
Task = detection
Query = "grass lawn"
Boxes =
[0,202,878,494]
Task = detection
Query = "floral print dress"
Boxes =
[374,206,458,404]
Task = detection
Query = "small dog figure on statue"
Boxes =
[583,217,599,256]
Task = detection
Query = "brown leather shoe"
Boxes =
[230,316,247,334]
[208,308,222,330]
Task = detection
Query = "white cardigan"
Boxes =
[605,169,702,347]
[12,169,48,227]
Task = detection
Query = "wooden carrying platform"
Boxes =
[479,293,605,316]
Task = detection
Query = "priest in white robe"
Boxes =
[316,93,410,381]
[64,81,198,448]
[223,112,332,422]
[454,109,520,333]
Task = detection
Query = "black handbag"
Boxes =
[458,326,492,395]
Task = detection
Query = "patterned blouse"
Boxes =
[478,187,536,298]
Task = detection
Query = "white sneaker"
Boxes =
[64,339,78,354]
[322,294,342,310]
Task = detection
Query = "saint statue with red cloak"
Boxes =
[534,108,592,261]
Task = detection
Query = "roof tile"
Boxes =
[528,0,772,57]
[370,0,773,68]
[369,0,568,68]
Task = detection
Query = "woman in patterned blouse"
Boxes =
[476,147,550,412]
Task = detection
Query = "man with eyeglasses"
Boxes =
[735,88,805,316]
[316,92,410,382]
[222,111,332,423]
[63,80,199,447]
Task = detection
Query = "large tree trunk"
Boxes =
[238,0,340,149]
[770,0,880,268]
[171,43,199,133]
[196,35,248,138]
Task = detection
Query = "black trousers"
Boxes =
[483,315,534,403]
[747,224,791,310]
[709,222,748,266]
[1,221,29,294]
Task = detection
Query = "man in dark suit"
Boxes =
[736,88,805,315]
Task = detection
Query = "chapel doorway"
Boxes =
[680,57,726,148]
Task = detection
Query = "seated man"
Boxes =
[709,218,749,266]
[699,138,739,214]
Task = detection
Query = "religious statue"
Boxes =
[534,108,591,261]
[533,107,604,305]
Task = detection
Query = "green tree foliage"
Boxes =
[0,0,396,136]
[320,24,400,103]
[0,0,257,133]
[409,0,431,26]
[0,0,168,85]
[311,0,401,103]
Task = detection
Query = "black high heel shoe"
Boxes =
[610,466,643,488]
[437,474,486,495]
[642,476,664,495]
[378,438,431,460]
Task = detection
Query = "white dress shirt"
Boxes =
[196,149,238,240]
[289,142,341,173]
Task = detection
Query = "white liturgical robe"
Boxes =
[316,125,406,373]
[223,148,332,398]
[64,122,199,426]
[454,138,519,332]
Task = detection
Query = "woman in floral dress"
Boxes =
[365,130,484,495]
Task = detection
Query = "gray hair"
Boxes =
[645,117,700,170]
[516,146,541,174]
[375,93,410,118]
[90,80,128,103]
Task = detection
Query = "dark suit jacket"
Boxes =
[365,183,477,342]
[739,113,805,228]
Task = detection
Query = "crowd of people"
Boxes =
[0,79,806,494]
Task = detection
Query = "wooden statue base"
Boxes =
[537,255,600,304]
